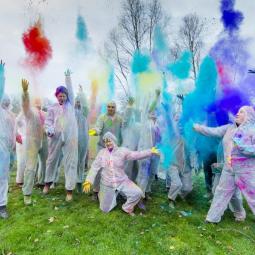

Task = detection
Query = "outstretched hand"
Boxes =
[83,181,92,193]
[151,147,160,155]
[127,96,135,106]
[89,129,97,136]
[64,69,72,76]
[21,79,29,93]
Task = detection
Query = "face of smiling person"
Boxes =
[104,138,114,149]
[235,108,246,125]
[57,93,67,105]
[107,103,116,116]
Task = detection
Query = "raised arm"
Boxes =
[122,97,135,128]
[78,85,89,117]
[65,69,74,106]
[0,60,5,101]
[193,124,229,138]
[21,79,32,118]
[149,89,161,113]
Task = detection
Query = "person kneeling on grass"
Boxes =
[83,132,160,216]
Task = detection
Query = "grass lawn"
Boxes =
[0,170,255,255]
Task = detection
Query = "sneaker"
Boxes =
[24,195,32,205]
[128,212,136,217]
[50,183,56,189]
[235,217,245,222]
[0,207,9,219]
[91,192,98,201]
[43,185,50,195]
[65,193,73,202]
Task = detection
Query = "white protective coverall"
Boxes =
[121,104,140,181]
[15,112,26,184]
[44,73,78,191]
[21,91,46,196]
[194,106,255,222]
[86,132,153,213]
[0,66,15,208]
[75,90,89,184]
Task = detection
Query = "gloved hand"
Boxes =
[21,79,29,93]
[89,129,97,136]
[83,181,92,193]
[64,69,72,76]
[127,96,135,106]
[151,147,160,155]
[193,124,200,132]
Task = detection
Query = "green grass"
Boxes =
[0,172,255,255]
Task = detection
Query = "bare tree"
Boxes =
[175,13,206,80]
[105,0,169,96]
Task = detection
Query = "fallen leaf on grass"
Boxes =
[169,246,175,250]
[34,238,39,243]
[48,217,55,223]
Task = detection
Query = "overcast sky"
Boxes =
[0,0,254,99]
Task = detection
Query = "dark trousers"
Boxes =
[203,153,217,193]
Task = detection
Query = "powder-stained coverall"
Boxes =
[44,74,78,191]
[75,90,89,184]
[94,112,123,151]
[15,113,26,184]
[136,116,161,195]
[194,106,255,222]
[0,69,15,208]
[21,92,45,196]
[93,110,123,192]
[167,136,193,201]
[121,105,140,181]
[211,142,245,220]
[86,132,152,213]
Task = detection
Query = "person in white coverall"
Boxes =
[20,79,46,205]
[15,112,26,186]
[75,85,89,193]
[136,90,161,203]
[121,97,140,181]
[0,60,16,219]
[83,132,160,216]
[43,69,78,202]
[193,106,255,223]
[89,101,123,199]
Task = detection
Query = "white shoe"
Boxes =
[65,193,73,202]
[24,195,32,205]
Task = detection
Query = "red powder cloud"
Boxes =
[22,21,52,70]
